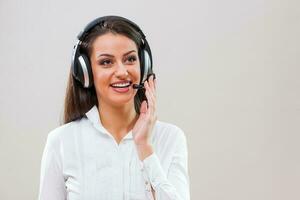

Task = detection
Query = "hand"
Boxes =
[132,74,157,146]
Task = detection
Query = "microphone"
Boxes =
[132,83,144,89]
[132,73,156,90]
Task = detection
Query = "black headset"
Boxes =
[71,15,153,88]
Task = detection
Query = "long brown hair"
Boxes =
[63,18,147,124]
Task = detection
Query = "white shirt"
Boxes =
[39,105,190,200]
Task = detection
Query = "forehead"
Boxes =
[92,32,138,55]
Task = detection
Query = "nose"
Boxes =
[114,61,128,78]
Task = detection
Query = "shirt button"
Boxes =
[145,181,149,185]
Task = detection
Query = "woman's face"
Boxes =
[90,32,140,107]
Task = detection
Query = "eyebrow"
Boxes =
[97,50,136,58]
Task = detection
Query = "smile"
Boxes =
[110,81,132,88]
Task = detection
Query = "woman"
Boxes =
[39,16,190,200]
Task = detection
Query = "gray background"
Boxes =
[0,0,299,199]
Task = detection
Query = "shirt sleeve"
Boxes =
[38,135,67,200]
[140,129,190,200]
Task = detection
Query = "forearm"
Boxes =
[135,138,190,200]
[135,143,154,161]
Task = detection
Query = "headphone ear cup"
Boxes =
[76,54,94,88]
[139,49,145,83]
[142,50,151,82]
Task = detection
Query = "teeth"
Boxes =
[111,82,131,88]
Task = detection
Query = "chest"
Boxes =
[62,138,151,200]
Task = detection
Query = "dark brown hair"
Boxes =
[63,19,147,124]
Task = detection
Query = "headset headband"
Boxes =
[77,16,146,42]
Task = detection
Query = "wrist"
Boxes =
[135,143,154,161]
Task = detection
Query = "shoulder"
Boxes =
[152,120,187,145]
[151,120,188,166]
[154,120,185,136]
[45,117,89,148]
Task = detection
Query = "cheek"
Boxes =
[92,69,112,89]
[133,67,141,79]
[132,63,141,80]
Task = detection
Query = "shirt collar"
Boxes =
[85,105,133,140]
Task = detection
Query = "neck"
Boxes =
[98,99,138,143]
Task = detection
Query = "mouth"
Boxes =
[110,81,132,88]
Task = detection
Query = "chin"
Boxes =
[109,94,136,106]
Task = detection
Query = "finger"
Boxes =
[148,75,156,95]
[144,82,154,111]
[145,76,156,101]
[145,92,155,119]
[140,100,148,114]
[145,82,157,125]
[147,79,156,107]
[144,81,156,114]
[148,75,154,89]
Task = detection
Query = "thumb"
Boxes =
[140,100,148,114]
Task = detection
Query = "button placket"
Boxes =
[140,161,155,200]
[143,178,154,200]
[118,140,126,200]
[123,140,131,200]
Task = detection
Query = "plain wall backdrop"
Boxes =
[0,0,299,199]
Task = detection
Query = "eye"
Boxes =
[125,55,137,64]
[99,59,113,66]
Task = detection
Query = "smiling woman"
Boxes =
[90,33,141,107]
[38,16,190,200]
